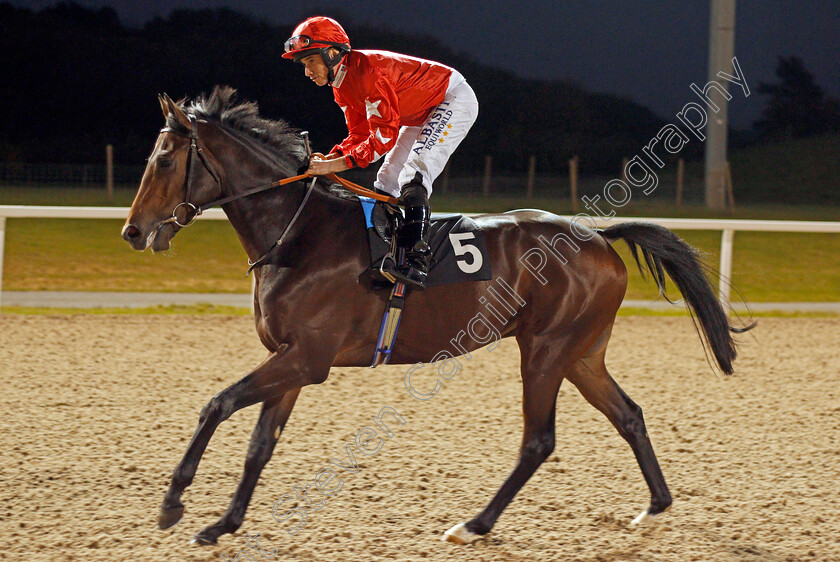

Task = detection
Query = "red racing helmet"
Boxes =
[282,16,351,62]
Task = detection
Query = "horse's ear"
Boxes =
[164,93,192,130]
[158,94,170,119]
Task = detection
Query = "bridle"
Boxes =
[156,114,400,272]
[159,114,226,228]
[158,115,320,273]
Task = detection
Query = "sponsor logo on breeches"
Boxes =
[412,101,453,155]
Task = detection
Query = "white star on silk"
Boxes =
[365,99,382,119]
[371,128,391,162]
[374,128,391,145]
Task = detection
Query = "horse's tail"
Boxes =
[602,221,751,375]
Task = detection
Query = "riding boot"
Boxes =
[388,173,432,289]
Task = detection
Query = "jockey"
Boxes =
[283,16,479,289]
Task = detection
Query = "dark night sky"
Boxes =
[11,0,840,130]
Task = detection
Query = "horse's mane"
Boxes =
[167,85,356,201]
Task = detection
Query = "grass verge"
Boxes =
[2,189,838,301]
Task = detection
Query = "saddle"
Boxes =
[357,196,493,368]
[358,197,492,288]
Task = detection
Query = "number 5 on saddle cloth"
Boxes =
[357,197,493,367]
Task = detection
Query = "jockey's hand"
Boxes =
[306,153,350,176]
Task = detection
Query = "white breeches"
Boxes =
[373,72,479,198]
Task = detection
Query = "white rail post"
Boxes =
[0,217,5,310]
[718,229,734,314]
[251,273,256,314]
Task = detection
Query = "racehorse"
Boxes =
[122,86,748,546]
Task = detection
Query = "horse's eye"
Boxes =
[158,157,172,168]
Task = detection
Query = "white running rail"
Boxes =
[1,205,839,313]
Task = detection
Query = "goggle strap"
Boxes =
[285,34,349,54]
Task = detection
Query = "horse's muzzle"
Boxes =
[122,223,146,250]
[122,223,141,241]
[122,220,175,252]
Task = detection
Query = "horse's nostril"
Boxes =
[122,224,141,241]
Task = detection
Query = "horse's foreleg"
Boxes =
[158,351,324,531]
[567,355,672,524]
[192,388,301,545]
[444,335,566,544]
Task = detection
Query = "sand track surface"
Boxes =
[0,315,838,561]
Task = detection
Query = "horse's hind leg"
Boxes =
[192,388,301,545]
[567,349,672,524]
[444,332,573,544]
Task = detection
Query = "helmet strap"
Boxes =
[321,48,348,84]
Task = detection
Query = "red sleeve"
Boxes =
[331,89,369,166]
[333,72,400,169]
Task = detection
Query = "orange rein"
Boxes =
[271,172,400,206]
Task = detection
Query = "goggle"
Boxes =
[284,34,348,53]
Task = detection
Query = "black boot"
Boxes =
[388,175,431,289]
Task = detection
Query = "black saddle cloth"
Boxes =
[361,198,492,288]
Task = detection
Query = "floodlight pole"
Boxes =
[704,0,735,210]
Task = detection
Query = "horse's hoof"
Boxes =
[443,523,481,544]
[630,503,670,526]
[630,509,658,526]
[190,533,218,546]
[157,504,185,530]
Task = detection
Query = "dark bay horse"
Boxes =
[122,86,746,546]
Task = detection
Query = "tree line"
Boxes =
[0,2,673,172]
[1,3,837,175]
